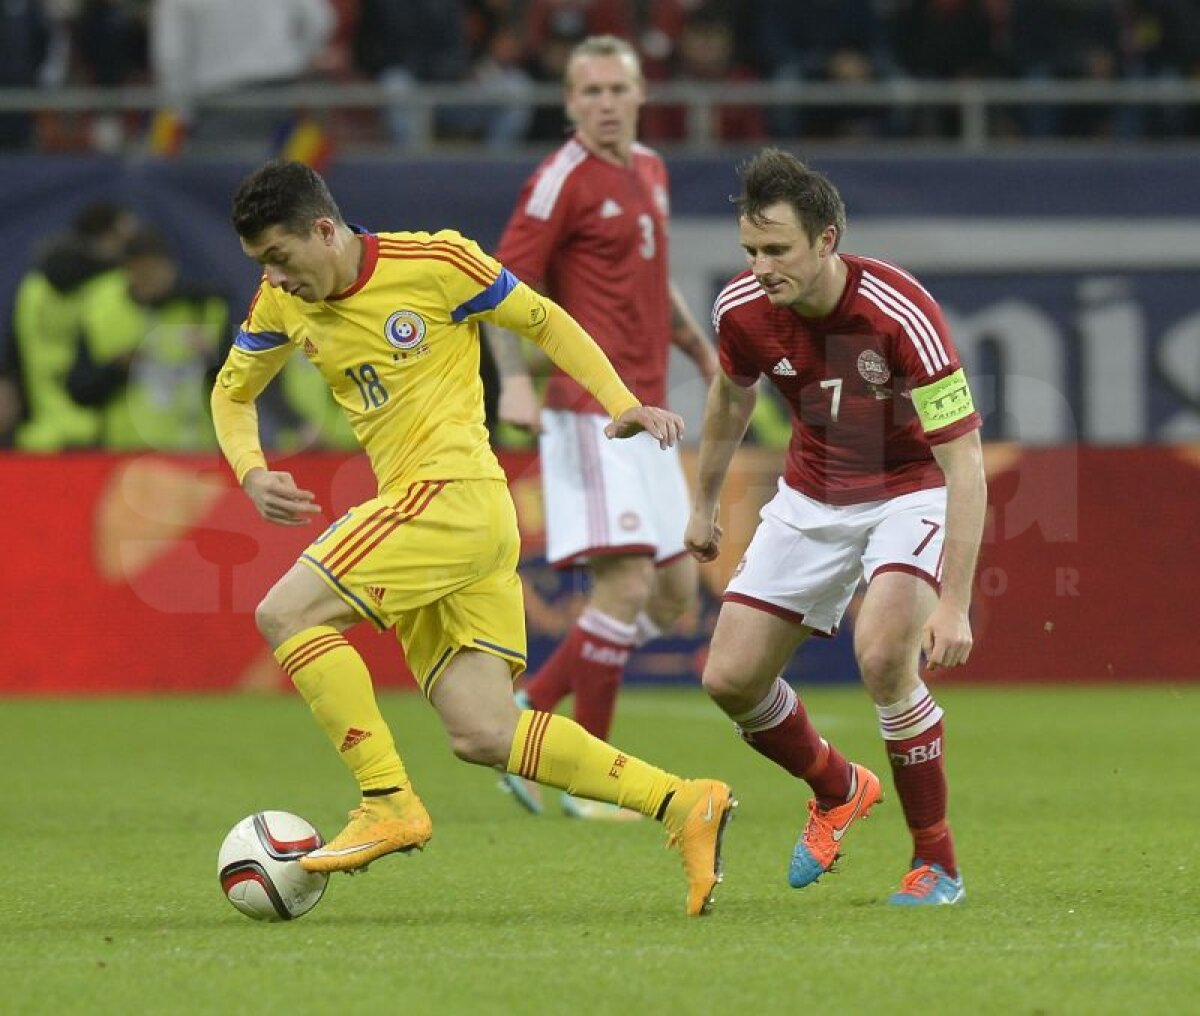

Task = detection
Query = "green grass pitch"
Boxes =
[2,685,1196,1014]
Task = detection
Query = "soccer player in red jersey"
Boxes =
[489,35,718,820]
[687,149,986,905]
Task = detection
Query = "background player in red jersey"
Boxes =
[686,148,986,905]
[488,35,718,820]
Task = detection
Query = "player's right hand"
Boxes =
[684,506,722,562]
[243,469,322,526]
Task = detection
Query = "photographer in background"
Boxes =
[67,228,229,451]
[6,201,138,451]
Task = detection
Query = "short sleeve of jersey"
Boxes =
[871,275,981,444]
[494,159,575,289]
[879,280,961,388]
[715,311,760,388]
[216,281,293,402]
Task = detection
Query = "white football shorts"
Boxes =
[724,479,948,635]
[539,409,691,568]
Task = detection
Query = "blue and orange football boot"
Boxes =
[788,762,882,888]
[888,862,965,906]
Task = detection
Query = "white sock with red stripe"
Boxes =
[876,681,945,741]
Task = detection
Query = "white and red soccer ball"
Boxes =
[217,811,328,921]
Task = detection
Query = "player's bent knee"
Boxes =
[703,655,781,715]
[254,593,327,649]
[592,555,655,610]
[254,596,291,646]
[855,644,914,696]
[254,570,357,648]
[447,726,510,767]
[700,659,743,706]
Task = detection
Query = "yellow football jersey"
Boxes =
[217,229,543,494]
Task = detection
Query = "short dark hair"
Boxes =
[72,201,132,239]
[735,148,847,249]
[231,160,344,240]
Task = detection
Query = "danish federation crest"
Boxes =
[385,310,427,351]
[857,349,890,385]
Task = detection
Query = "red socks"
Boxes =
[522,607,636,740]
[878,683,957,876]
[733,678,853,806]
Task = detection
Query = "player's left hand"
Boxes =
[605,405,684,449]
[921,601,974,670]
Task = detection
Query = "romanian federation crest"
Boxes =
[385,310,427,351]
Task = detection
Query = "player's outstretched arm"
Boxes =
[501,288,641,423]
[685,373,757,562]
[923,429,987,669]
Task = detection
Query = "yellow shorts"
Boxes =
[299,478,526,694]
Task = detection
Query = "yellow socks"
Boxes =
[275,626,410,794]
[277,631,681,818]
[507,710,681,818]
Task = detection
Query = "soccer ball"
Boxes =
[217,811,329,921]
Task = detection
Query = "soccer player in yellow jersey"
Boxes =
[211,161,735,916]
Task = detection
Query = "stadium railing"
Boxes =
[3,79,1200,152]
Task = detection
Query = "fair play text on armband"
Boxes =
[912,369,975,432]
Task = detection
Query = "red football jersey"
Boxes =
[713,255,981,505]
[495,137,673,414]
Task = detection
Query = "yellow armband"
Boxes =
[912,369,976,432]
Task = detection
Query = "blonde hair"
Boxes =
[565,34,643,88]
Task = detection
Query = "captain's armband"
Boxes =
[912,369,976,432]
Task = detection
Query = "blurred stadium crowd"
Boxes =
[3,0,1198,454]
[0,199,359,454]
[3,0,1200,152]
